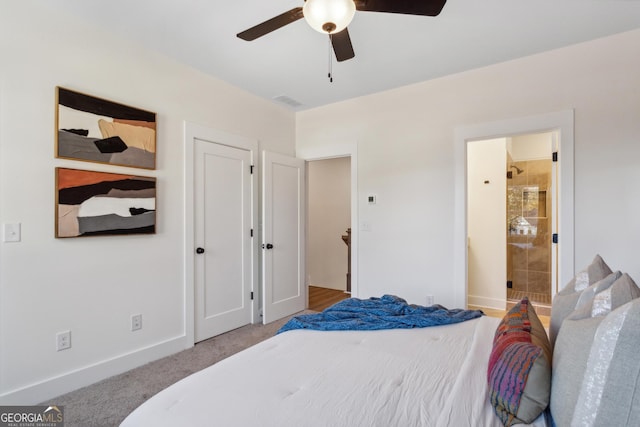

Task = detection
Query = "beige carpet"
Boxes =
[41,311,310,427]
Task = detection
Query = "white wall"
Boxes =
[509,133,553,161]
[307,157,350,291]
[3,4,639,405]
[0,4,295,403]
[467,138,507,309]
[297,29,640,308]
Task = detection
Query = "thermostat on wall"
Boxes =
[367,195,377,204]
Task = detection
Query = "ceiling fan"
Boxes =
[237,0,447,63]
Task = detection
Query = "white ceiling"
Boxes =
[49,0,640,111]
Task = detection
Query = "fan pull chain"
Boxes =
[328,34,333,83]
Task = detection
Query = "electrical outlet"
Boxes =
[425,295,434,306]
[131,314,142,331]
[3,223,21,242]
[56,331,71,351]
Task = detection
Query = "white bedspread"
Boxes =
[121,316,545,427]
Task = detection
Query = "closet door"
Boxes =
[262,151,306,323]
[194,139,252,341]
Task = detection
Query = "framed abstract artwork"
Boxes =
[56,168,156,238]
[56,87,156,169]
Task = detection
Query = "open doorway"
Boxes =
[454,110,574,313]
[307,157,351,311]
[467,132,557,316]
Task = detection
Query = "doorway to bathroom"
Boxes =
[467,131,557,315]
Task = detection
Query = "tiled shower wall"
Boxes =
[506,159,552,305]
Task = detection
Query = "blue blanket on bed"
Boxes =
[277,294,483,334]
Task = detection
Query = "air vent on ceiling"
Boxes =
[273,95,303,108]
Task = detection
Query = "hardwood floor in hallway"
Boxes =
[308,286,350,312]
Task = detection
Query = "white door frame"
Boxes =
[453,111,575,309]
[184,122,259,345]
[297,142,359,298]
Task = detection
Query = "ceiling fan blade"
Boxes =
[354,0,447,16]
[331,28,355,62]
[237,7,304,41]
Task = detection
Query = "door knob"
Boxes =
[196,247,205,254]
[263,243,274,249]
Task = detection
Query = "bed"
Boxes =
[121,255,640,427]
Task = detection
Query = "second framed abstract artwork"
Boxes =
[56,168,156,238]
[56,87,156,169]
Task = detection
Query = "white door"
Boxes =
[262,151,306,323]
[194,140,252,341]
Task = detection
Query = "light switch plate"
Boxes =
[3,223,21,242]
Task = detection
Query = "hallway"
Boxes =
[308,286,350,312]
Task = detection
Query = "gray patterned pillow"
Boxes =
[550,274,640,426]
[572,273,640,319]
[549,255,613,346]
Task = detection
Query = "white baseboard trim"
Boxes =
[467,295,506,310]
[0,335,190,405]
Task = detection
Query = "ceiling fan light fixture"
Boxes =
[303,0,356,34]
